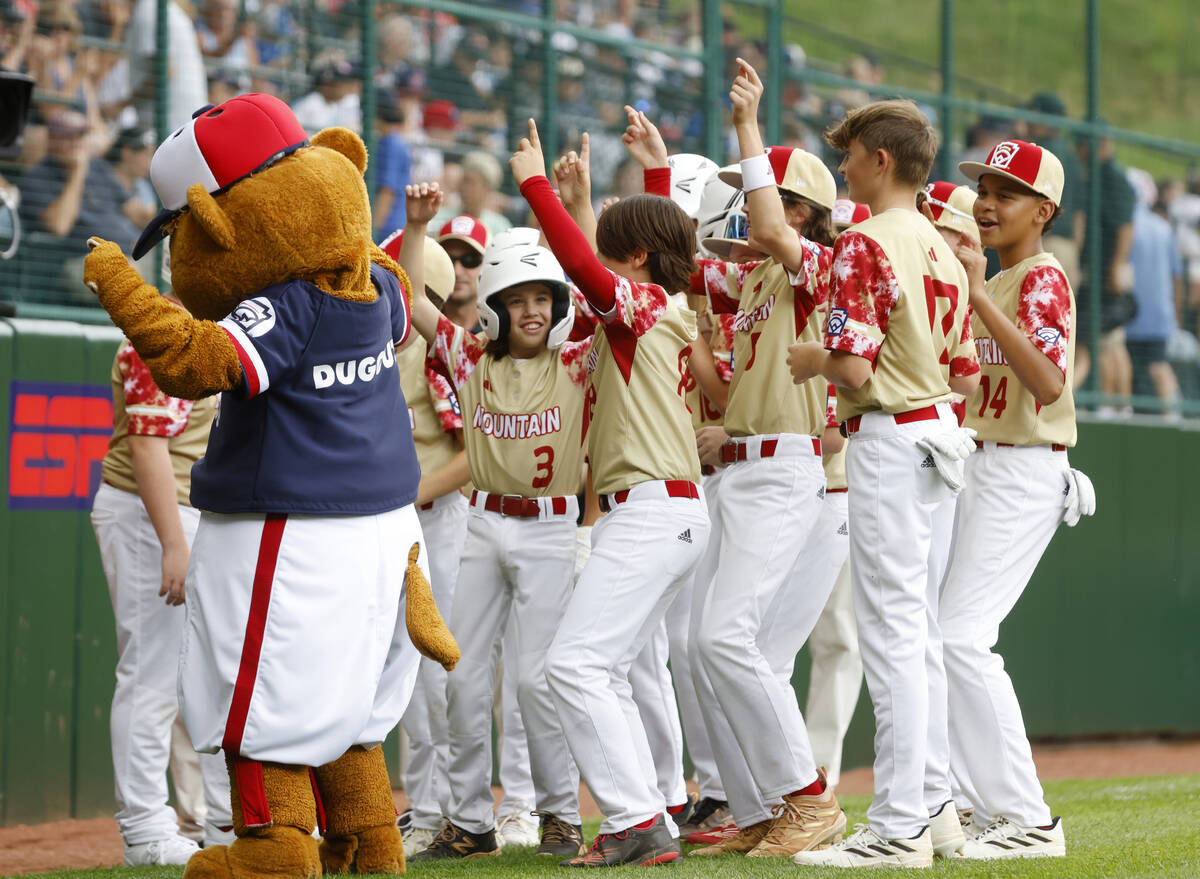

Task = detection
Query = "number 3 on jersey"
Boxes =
[923,277,959,365]
[532,445,555,489]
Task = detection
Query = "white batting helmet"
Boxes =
[695,166,748,257]
[477,244,575,349]
[667,153,719,220]
[486,226,541,254]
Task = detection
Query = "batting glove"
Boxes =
[914,427,977,494]
[1063,467,1096,527]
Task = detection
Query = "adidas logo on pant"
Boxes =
[837,522,848,536]
[921,454,936,468]
[677,529,692,543]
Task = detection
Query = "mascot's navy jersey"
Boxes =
[192,263,421,514]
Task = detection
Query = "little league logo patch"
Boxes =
[989,141,1021,170]
[1034,326,1062,346]
[230,297,276,338]
[827,307,849,336]
[450,215,475,236]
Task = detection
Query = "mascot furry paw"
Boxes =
[83,94,459,878]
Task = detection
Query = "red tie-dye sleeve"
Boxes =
[424,356,464,432]
[695,258,760,315]
[1016,265,1072,376]
[431,314,487,389]
[949,304,980,377]
[118,342,194,437]
[824,231,898,362]
[825,383,839,428]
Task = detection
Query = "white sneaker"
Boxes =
[203,823,237,848]
[792,823,933,869]
[928,800,965,858]
[495,811,539,848]
[124,835,200,866]
[961,816,1065,859]
[402,824,439,857]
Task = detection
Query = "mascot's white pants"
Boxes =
[181,505,426,766]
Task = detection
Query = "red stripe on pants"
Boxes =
[223,514,287,754]
[234,757,271,828]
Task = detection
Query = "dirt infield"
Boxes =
[2,738,1197,876]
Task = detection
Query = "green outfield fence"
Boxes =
[3,1,1200,825]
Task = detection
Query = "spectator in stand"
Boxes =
[414,98,460,188]
[126,0,207,132]
[206,67,250,106]
[374,84,413,238]
[426,30,504,137]
[102,125,157,235]
[1,0,35,72]
[1165,177,1200,341]
[196,0,258,74]
[1025,93,1087,290]
[1076,130,1136,413]
[1125,167,1182,416]
[292,54,362,134]
[431,149,511,236]
[957,116,1011,184]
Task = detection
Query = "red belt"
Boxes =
[471,490,570,518]
[826,487,848,494]
[975,441,1067,452]
[701,465,716,476]
[599,480,699,513]
[843,404,941,437]
[719,436,821,464]
[418,501,435,511]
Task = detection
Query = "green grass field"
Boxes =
[11,774,1199,879]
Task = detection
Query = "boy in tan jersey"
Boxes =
[940,140,1095,860]
[789,100,980,870]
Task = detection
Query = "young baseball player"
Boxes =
[378,229,469,856]
[672,60,845,860]
[512,119,710,867]
[398,182,588,861]
[788,99,981,869]
[91,329,231,866]
[943,139,1095,859]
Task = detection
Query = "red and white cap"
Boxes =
[831,198,871,229]
[437,214,490,255]
[958,139,1064,207]
[719,146,837,211]
[132,93,309,259]
[923,181,980,245]
[378,229,455,303]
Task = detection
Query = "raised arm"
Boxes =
[511,119,617,312]
[730,58,806,274]
[621,105,671,197]
[552,132,598,251]
[398,182,447,346]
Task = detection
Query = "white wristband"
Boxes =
[740,152,775,193]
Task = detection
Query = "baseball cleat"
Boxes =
[534,811,586,857]
[396,808,413,832]
[685,819,739,846]
[496,810,540,848]
[667,791,699,829]
[678,796,731,838]
[929,799,966,858]
[124,835,200,867]
[792,823,934,868]
[688,818,770,855]
[409,821,500,860]
[957,806,975,828]
[747,769,845,857]
[960,816,1065,859]
[560,813,681,867]
[401,824,439,857]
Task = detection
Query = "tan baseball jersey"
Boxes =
[681,295,729,430]
[697,240,831,438]
[432,315,589,497]
[966,253,1076,446]
[823,384,847,491]
[824,210,979,421]
[584,271,701,496]
[101,341,217,506]
[396,336,462,477]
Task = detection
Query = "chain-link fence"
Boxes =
[2,0,1198,415]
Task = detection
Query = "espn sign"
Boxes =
[8,381,113,510]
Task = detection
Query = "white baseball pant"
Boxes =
[664,468,725,802]
[402,492,468,831]
[497,615,537,818]
[547,482,709,833]
[180,506,425,766]
[444,500,580,834]
[939,445,1065,828]
[697,437,828,813]
[629,619,687,807]
[845,403,958,839]
[91,482,230,845]
[802,491,859,788]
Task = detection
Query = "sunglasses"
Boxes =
[720,212,748,240]
[448,250,483,269]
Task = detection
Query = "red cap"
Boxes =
[422,99,461,132]
[958,139,1064,206]
[437,215,489,255]
[133,94,309,258]
[831,198,871,228]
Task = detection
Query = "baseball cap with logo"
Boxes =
[132,93,309,259]
[379,229,455,305]
[958,139,1064,207]
[719,146,837,211]
[437,215,490,256]
[923,181,979,245]
[831,198,871,229]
